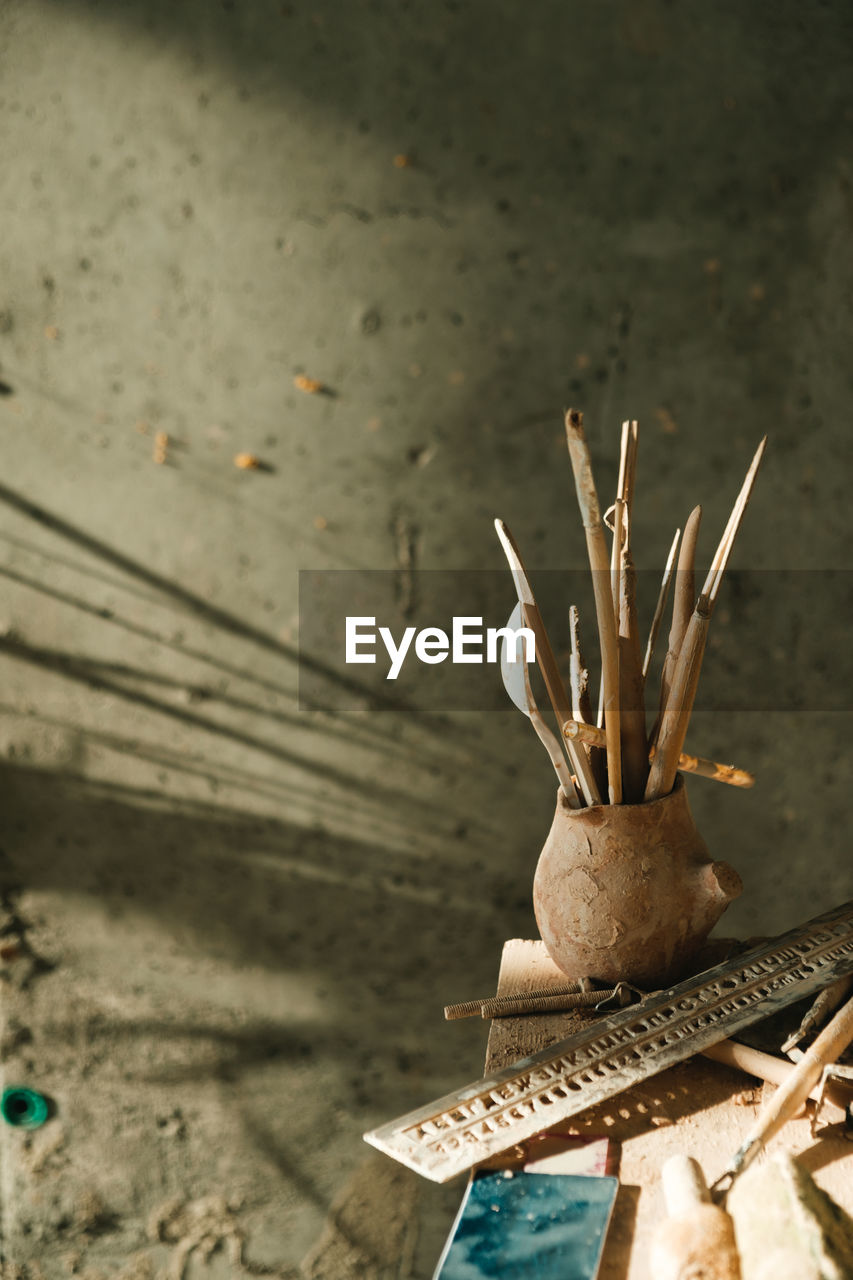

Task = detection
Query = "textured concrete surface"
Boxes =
[0,1,851,1276]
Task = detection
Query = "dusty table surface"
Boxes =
[483,939,853,1280]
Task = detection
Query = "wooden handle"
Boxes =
[656,505,701,726]
[651,1155,742,1280]
[565,409,622,803]
[645,604,710,801]
[618,548,649,802]
[643,526,681,681]
[733,992,853,1176]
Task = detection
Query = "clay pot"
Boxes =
[532,776,742,988]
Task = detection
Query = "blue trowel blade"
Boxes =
[433,1170,618,1280]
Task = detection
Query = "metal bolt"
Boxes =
[444,978,593,1022]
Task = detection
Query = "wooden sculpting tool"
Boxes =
[655,505,702,733]
[607,419,638,642]
[643,526,681,681]
[648,745,754,789]
[715,989,853,1195]
[645,438,766,801]
[612,420,648,802]
[781,974,853,1054]
[564,409,621,802]
[650,1155,742,1280]
[617,545,647,800]
[569,604,594,727]
[702,1038,853,1109]
[495,520,602,806]
[564,720,754,788]
[569,604,607,792]
[499,602,580,806]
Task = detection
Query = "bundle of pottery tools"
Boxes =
[495,410,766,986]
[365,410,853,1277]
[495,409,765,810]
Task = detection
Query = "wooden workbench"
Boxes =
[483,940,853,1280]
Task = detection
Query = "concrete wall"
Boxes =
[0,2,851,1275]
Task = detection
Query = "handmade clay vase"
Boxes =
[532,775,742,988]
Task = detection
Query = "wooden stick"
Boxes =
[564,719,632,747]
[618,544,649,802]
[495,519,602,806]
[657,505,702,720]
[569,604,606,793]
[649,746,754,789]
[644,597,712,802]
[645,439,766,801]
[702,1037,853,1108]
[613,421,647,802]
[642,527,680,681]
[599,497,618,735]
[718,991,853,1190]
[602,423,638,705]
[565,721,754,788]
[650,506,701,750]
[609,419,635,622]
[670,505,703,665]
[702,437,767,604]
[564,409,621,803]
[568,605,593,725]
[780,975,853,1054]
[618,418,639,519]
[609,495,625,629]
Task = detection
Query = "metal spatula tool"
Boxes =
[494,517,601,804]
[500,602,578,805]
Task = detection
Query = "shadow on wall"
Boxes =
[39,0,848,231]
[0,475,526,854]
[0,757,526,1116]
[0,759,528,968]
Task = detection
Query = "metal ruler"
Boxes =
[364,898,853,1182]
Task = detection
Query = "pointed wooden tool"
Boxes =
[715,990,853,1195]
[642,526,681,681]
[654,504,703,738]
[645,438,766,801]
[495,519,602,806]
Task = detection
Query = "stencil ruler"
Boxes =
[365,898,853,1183]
